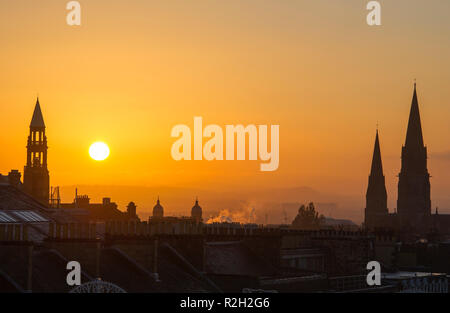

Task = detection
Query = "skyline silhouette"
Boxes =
[1,0,450,296]
[2,82,449,226]
[1,1,450,223]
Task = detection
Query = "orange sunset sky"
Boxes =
[1,1,450,223]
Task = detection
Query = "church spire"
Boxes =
[370,130,384,177]
[24,97,49,205]
[397,82,431,219]
[404,83,424,149]
[365,129,388,230]
[30,97,46,129]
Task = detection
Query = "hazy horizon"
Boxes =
[56,184,362,224]
[1,1,450,223]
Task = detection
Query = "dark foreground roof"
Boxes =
[0,185,48,212]
[205,241,277,277]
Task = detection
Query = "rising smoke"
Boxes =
[206,202,257,224]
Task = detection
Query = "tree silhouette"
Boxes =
[291,202,325,230]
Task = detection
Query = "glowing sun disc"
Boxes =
[89,142,110,161]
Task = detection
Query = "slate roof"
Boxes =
[157,245,214,292]
[205,241,277,277]
[32,249,91,292]
[0,185,49,212]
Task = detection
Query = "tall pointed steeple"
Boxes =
[30,97,46,129]
[370,130,383,177]
[23,97,49,205]
[365,129,388,230]
[404,83,424,150]
[397,83,431,222]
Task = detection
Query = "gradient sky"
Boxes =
[1,0,450,221]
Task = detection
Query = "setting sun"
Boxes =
[89,142,110,161]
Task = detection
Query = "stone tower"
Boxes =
[127,201,137,216]
[365,130,388,230]
[397,83,431,228]
[23,98,49,205]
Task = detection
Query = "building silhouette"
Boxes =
[397,83,431,227]
[127,201,137,217]
[191,197,203,222]
[0,98,139,222]
[0,93,449,293]
[59,193,138,221]
[23,98,49,205]
[365,84,450,236]
[364,129,388,229]
[152,197,164,218]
